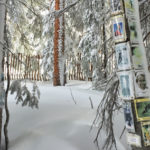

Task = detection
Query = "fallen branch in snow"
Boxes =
[92,73,121,150]
[89,96,94,109]
[69,88,77,105]
[119,126,126,140]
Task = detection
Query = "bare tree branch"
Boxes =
[69,88,77,104]
[52,0,82,18]
[92,73,121,150]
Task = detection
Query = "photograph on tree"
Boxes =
[131,46,143,69]
[128,19,138,43]
[123,102,135,132]
[118,71,134,100]
[124,0,135,17]
[134,99,150,121]
[115,42,131,70]
[141,121,150,146]
[134,71,148,98]
[110,0,123,14]
[112,15,126,42]
[126,132,142,147]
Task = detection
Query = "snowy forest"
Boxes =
[0,0,150,150]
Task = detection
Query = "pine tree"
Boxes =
[60,0,66,85]
[53,0,61,86]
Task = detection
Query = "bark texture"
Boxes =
[0,0,6,146]
[102,0,107,79]
[62,0,66,85]
[131,0,150,149]
[53,0,61,86]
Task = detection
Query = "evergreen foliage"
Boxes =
[9,80,40,108]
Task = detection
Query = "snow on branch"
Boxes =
[51,0,82,18]
[9,80,40,109]
[92,73,121,150]
[18,0,38,16]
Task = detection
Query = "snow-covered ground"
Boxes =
[1,80,130,150]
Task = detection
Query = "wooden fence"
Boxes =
[4,53,44,81]
[4,53,91,81]
[4,52,115,82]
[4,53,88,81]
[67,63,93,81]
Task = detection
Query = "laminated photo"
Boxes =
[134,99,150,121]
[141,121,150,146]
[115,42,131,70]
[124,0,135,17]
[128,19,138,43]
[134,70,148,98]
[118,71,134,100]
[126,132,141,147]
[131,46,143,69]
[123,102,135,132]
[110,0,123,15]
[112,15,126,43]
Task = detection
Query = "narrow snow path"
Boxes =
[1,81,129,150]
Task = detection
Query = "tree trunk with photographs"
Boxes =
[124,0,150,149]
[0,0,6,146]
[53,0,61,86]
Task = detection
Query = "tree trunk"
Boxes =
[3,7,10,149]
[0,109,2,147]
[103,24,107,78]
[102,0,107,79]
[53,0,61,86]
[131,1,150,149]
[4,53,10,150]
[61,0,66,85]
[123,0,150,149]
[0,0,6,147]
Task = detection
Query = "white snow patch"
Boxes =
[1,81,128,150]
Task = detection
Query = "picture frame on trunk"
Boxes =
[110,0,124,15]
[134,99,150,121]
[141,121,150,146]
[128,19,138,43]
[126,132,142,147]
[124,0,135,17]
[115,42,131,70]
[123,101,135,132]
[118,71,134,100]
[131,45,143,69]
[112,15,126,43]
[134,70,148,98]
